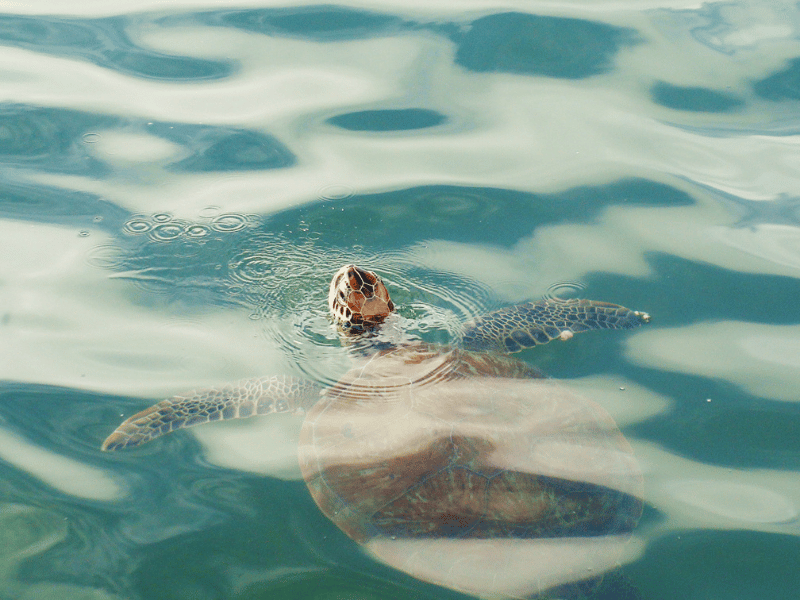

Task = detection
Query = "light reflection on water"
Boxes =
[1,2,799,599]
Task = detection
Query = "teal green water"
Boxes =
[1,3,799,600]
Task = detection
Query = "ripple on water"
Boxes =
[543,280,587,302]
[197,205,221,218]
[85,243,127,270]
[229,254,273,284]
[318,184,355,201]
[211,213,253,232]
[185,224,210,238]
[104,216,505,384]
[150,222,185,241]
[121,211,256,243]
[227,242,497,379]
[379,258,494,331]
[123,216,153,234]
[82,132,101,144]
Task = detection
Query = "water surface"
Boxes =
[1,2,799,599]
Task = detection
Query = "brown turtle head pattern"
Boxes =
[328,264,395,330]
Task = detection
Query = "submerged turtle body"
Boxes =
[298,343,642,598]
[103,264,650,599]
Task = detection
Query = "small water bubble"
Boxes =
[185,224,210,238]
[78,230,90,237]
[211,213,248,232]
[198,206,221,219]
[82,132,101,144]
[319,184,354,201]
[152,213,173,223]
[123,218,152,235]
[544,281,586,301]
[92,215,103,223]
[150,223,183,241]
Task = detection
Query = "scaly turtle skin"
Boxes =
[103,264,650,599]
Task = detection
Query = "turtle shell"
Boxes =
[298,344,643,599]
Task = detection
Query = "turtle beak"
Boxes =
[361,297,392,321]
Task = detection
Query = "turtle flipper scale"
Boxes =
[102,376,320,451]
[460,299,650,354]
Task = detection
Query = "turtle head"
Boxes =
[328,264,395,330]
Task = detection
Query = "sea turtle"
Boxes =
[103,264,650,599]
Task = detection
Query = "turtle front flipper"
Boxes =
[460,299,650,354]
[102,376,320,451]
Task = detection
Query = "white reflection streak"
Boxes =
[713,224,800,273]
[627,321,800,402]
[367,535,643,599]
[633,441,800,535]
[0,427,125,501]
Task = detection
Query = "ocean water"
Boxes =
[1,2,799,599]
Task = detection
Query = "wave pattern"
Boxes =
[1,4,799,600]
